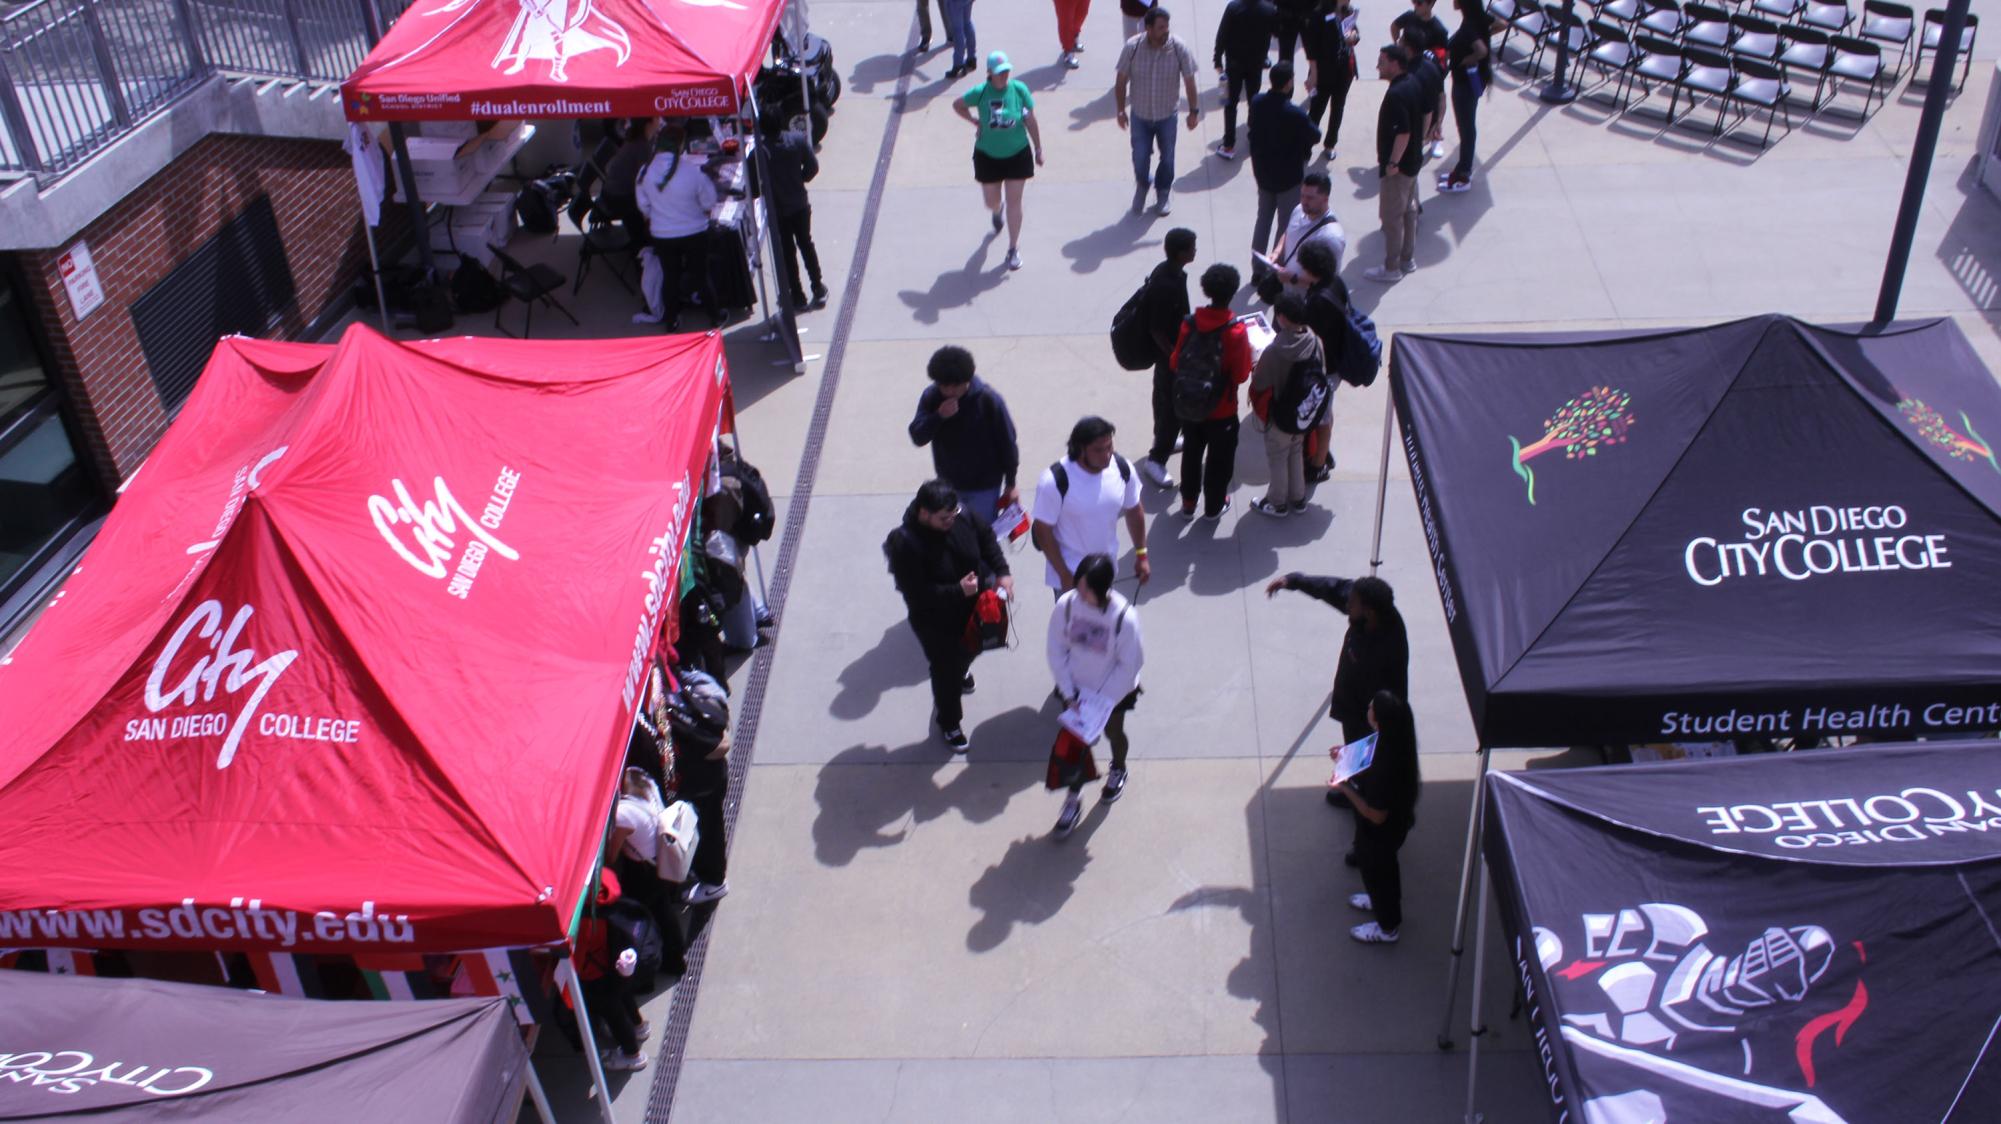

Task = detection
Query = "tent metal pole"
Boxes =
[1462,866,1493,1124]
[557,959,617,1124]
[1369,386,1394,576]
[523,1058,557,1124]
[1436,743,1491,1050]
[363,220,391,334]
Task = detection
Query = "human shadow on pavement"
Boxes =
[1061,214,1160,275]
[812,705,1053,867]
[1172,150,1247,195]
[1015,60,1075,93]
[849,51,914,97]
[898,235,1009,323]
[1069,89,1121,131]
[829,621,930,720]
[965,799,1110,952]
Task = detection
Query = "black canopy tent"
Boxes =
[0,973,535,1121]
[1472,741,2001,1123]
[1376,315,2001,1054]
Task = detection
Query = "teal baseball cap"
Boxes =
[986,50,1013,74]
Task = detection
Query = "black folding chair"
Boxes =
[1800,0,1855,34]
[574,209,639,296]
[1724,56,1793,146]
[1583,19,1647,108]
[1859,0,1915,71]
[1779,24,1836,108]
[1629,33,1692,118]
[1913,8,1977,90]
[1674,46,1737,132]
[1826,34,1887,115]
[487,245,579,338]
[1729,14,1783,61]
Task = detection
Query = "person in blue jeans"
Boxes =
[1114,8,1202,215]
[942,0,979,78]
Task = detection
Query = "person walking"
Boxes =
[953,51,1045,272]
[760,116,829,311]
[1334,690,1421,943]
[1303,0,1360,158]
[1292,239,1352,482]
[1274,0,1318,65]
[1213,0,1275,161]
[1054,0,1092,68]
[634,124,723,329]
[942,0,979,77]
[1114,8,1202,216]
[908,345,1022,523]
[1365,44,1423,283]
[1247,292,1327,516]
[1438,0,1491,192]
[1032,417,1151,594]
[1249,62,1318,257]
[1045,553,1146,836]
[1137,228,1197,492]
[1169,263,1253,520]
[916,0,938,52]
[885,479,1014,753]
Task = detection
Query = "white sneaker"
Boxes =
[631,309,666,324]
[1348,892,1373,912]
[682,880,730,905]
[1425,140,1445,159]
[1061,51,1081,69]
[1137,457,1175,489]
[1004,249,1022,271]
[1350,921,1400,944]
[1361,266,1404,284]
[602,1048,649,1071]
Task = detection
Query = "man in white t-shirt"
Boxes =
[1273,171,1347,296]
[1031,416,1152,591]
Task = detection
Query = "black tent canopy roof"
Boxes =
[1389,315,2001,748]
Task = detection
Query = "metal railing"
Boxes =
[0,0,406,179]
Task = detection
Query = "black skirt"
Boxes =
[973,146,1035,184]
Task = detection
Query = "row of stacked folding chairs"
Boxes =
[1488,0,1978,144]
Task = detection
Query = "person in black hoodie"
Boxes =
[1263,572,1409,744]
[885,479,1014,753]
[908,346,1021,525]
[1138,227,1197,492]
[1213,0,1276,159]
[760,115,828,310]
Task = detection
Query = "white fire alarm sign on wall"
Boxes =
[57,241,105,321]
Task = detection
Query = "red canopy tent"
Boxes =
[0,324,728,957]
[340,0,788,121]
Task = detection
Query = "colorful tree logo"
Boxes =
[1508,386,1635,505]
[1897,398,2000,475]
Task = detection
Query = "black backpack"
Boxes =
[1171,316,1231,422]
[1048,455,1132,500]
[666,667,731,755]
[720,456,776,545]
[450,260,505,313]
[1337,302,1383,388]
[1272,356,1332,435]
[1110,275,1157,371]
[602,898,666,992]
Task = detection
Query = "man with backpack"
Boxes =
[665,665,734,905]
[1120,228,1197,493]
[1248,293,1328,516]
[1033,417,1151,595]
[1168,263,1253,520]
[885,479,1014,753]
[908,346,1021,525]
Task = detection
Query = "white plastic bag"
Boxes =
[655,800,699,883]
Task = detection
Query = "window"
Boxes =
[0,273,99,613]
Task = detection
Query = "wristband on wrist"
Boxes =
[1135,547,1149,557]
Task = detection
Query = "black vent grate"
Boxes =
[130,194,296,413]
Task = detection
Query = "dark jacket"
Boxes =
[760,129,819,216]
[601,137,655,204]
[908,377,1021,493]
[1142,259,1192,361]
[1281,572,1409,725]
[1249,88,1317,192]
[1301,275,1354,361]
[1215,0,1279,70]
[885,500,1010,637]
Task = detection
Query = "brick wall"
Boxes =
[15,134,381,491]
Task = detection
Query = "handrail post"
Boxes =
[170,0,208,72]
[281,0,312,79]
[78,0,133,128]
[0,51,45,173]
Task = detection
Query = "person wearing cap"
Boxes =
[953,51,1045,272]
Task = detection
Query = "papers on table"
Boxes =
[1330,732,1378,785]
[1241,312,1276,360]
[1059,689,1119,744]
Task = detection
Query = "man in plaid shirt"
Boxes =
[1114,7,1202,216]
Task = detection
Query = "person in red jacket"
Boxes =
[1168,263,1253,519]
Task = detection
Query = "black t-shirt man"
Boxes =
[1389,4,1450,56]
[1376,70,1424,176]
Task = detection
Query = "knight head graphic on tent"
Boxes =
[409,0,632,82]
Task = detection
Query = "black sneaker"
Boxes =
[809,282,829,309]
[1200,496,1233,522]
[991,209,1004,233]
[942,725,970,753]
[961,673,976,695]
[1102,766,1128,803]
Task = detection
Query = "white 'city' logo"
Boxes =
[145,601,298,770]
[368,476,520,580]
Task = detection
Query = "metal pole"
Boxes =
[363,220,392,333]
[1874,0,1972,324]
[555,959,618,1124]
[1369,388,1394,576]
[1538,0,1579,104]
[358,0,439,284]
[1436,743,1491,1050]
[523,1059,558,1124]
[1462,867,1493,1124]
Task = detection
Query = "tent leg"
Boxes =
[557,959,618,1124]
[1436,743,1491,1050]
[524,1057,558,1124]
[1463,865,1493,1124]
[1369,388,1394,576]
[363,220,391,334]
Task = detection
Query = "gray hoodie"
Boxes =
[1250,322,1325,422]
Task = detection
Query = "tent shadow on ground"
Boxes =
[812,707,1053,867]
[1062,214,1161,275]
[1937,156,2001,313]
[899,235,1010,323]
[830,621,931,720]
[965,799,1111,952]
[717,321,810,414]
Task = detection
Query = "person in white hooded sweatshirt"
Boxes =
[1044,552,1146,837]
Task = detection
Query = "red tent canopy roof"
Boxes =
[0,325,728,954]
[342,0,785,121]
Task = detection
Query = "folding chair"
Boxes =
[1639,0,1691,38]
[1675,47,1737,132]
[1800,0,1854,34]
[1914,8,1978,90]
[1859,1,1915,71]
[487,245,579,338]
[1592,0,1648,26]
[1724,57,1792,145]
[1826,34,1887,114]
[574,210,638,296]
[1506,1,1554,70]
[1750,0,1804,22]
[1779,24,1836,108]
[1534,4,1593,79]
[1629,33,1692,117]
[1583,19,1647,107]
[1729,14,1783,60]
[1683,3,1735,47]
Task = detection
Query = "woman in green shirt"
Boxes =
[951,51,1045,272]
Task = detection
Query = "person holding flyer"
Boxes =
[1329,690,1420,944]
[1044,553,1146,837]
